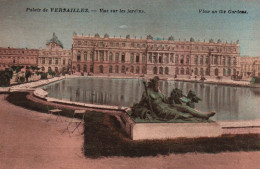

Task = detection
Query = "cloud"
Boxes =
[119,25,128,29]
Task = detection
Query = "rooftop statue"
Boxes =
[130,76,215,122]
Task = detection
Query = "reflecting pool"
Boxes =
[42,77,260,121]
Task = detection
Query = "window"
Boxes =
[186,68,190,74]
[84,64,87,72]
[109,52,113,62]
[121,65,126,73]
[121,53,125,63]
[78,41,81,45]
[153,67,158,74]
[149,53,152,62]
[63,59,66,65]
[116,53,119,62]
[175,67,179,75]
[165,67,169,75]
[99,65,103,73]
[200,68,204,76]
[90,51,94,61]
[181,67,184,75]
[186,55,189,64]
[175,55,179,64]
[195,68,198,75]
[42,57,45,64]
[55,58,58,65]
[136,54,140,63]
[214,56,218,65]
[100,51,104,62]
[142,53,146,63]
[165,54,169,63]
[109,65,113,73]
[180,55,184,64]
[159,67,163,74]
[77,51,81,61]
[49,58,52,64]
[223,56,226,65]
[136,66,140,74]
[200,56,204,65]
[130,66,134,73]
[130,53,134,63]
[122,43,125,47]
[84,51,87,61]
[195,55,198,64]
[153,54,158,63]
[115,65,119,73]
[159,54,163,63]
[142,66,146,74]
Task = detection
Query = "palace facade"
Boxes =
[0,47,39,70]
[239,56,260,78]
[72,34,240,78]
[38,33,72,73]
[2,32,260,80]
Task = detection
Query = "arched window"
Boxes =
[77,64,80,72]
[180,55,184,64]
[109,65,113,73]
[77,51,81,61]
[90,51,94,61]
[165,67,169,75]
[195,68,198,75]
[142,66,147,74]
[205,56,209,64]
[121,53,125,63]
[206,68,210,75]
[136,54,140,63]
[153,67,158,74]
[186,55,190,64]
[90,65,94,73]
[223,68,226,76]
[115,53,119,62]
[109,52,113,62]
[41,67,45,71]
[200,68,204,76]
[153,54,158,63]
[121,65,126,73]
[223,56,226,65]
[228,68,231,75]
[84,51,87,61]
[136,66,140,74]
[195,55,198,64]
[99,65,104,73]
[186,68,190,75]
[214,56,218,65]
[215,68,219,76]
[159,55,163,63]
[142,53,146,63]
[159,67,163,74]
[130,66,134,73]
[175,55,179,64]
[175,67,179,75]
[165,54,169,63]
[83,64,87,72]
[200,56,204,65]
[130,53,134,63]
[180,67,184,75]
[115,65,119,73]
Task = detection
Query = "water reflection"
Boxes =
[43,77,260,121]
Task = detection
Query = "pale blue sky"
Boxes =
[0,0,259,56]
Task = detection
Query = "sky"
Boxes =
[0,0,260,56]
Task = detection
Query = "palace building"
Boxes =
[239,56,260,78]
[38,33,72,73]
[2,32,260,80]
[0,47,39,70]
[72,33,240,78]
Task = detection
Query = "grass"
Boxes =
[84,111,260,158]
[4,92,260,158]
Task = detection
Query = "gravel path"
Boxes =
[1,94,260,169]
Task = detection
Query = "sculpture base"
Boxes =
[119,112,222,140]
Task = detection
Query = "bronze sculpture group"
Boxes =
[130,76,215,122]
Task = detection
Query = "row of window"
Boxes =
[194,56,237,65]
[0,56,36,60]
[74,64,147,74]
[41,57,66,65]
[76,40,237,52]
[0,50,37,54]
[175,45,237,52]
